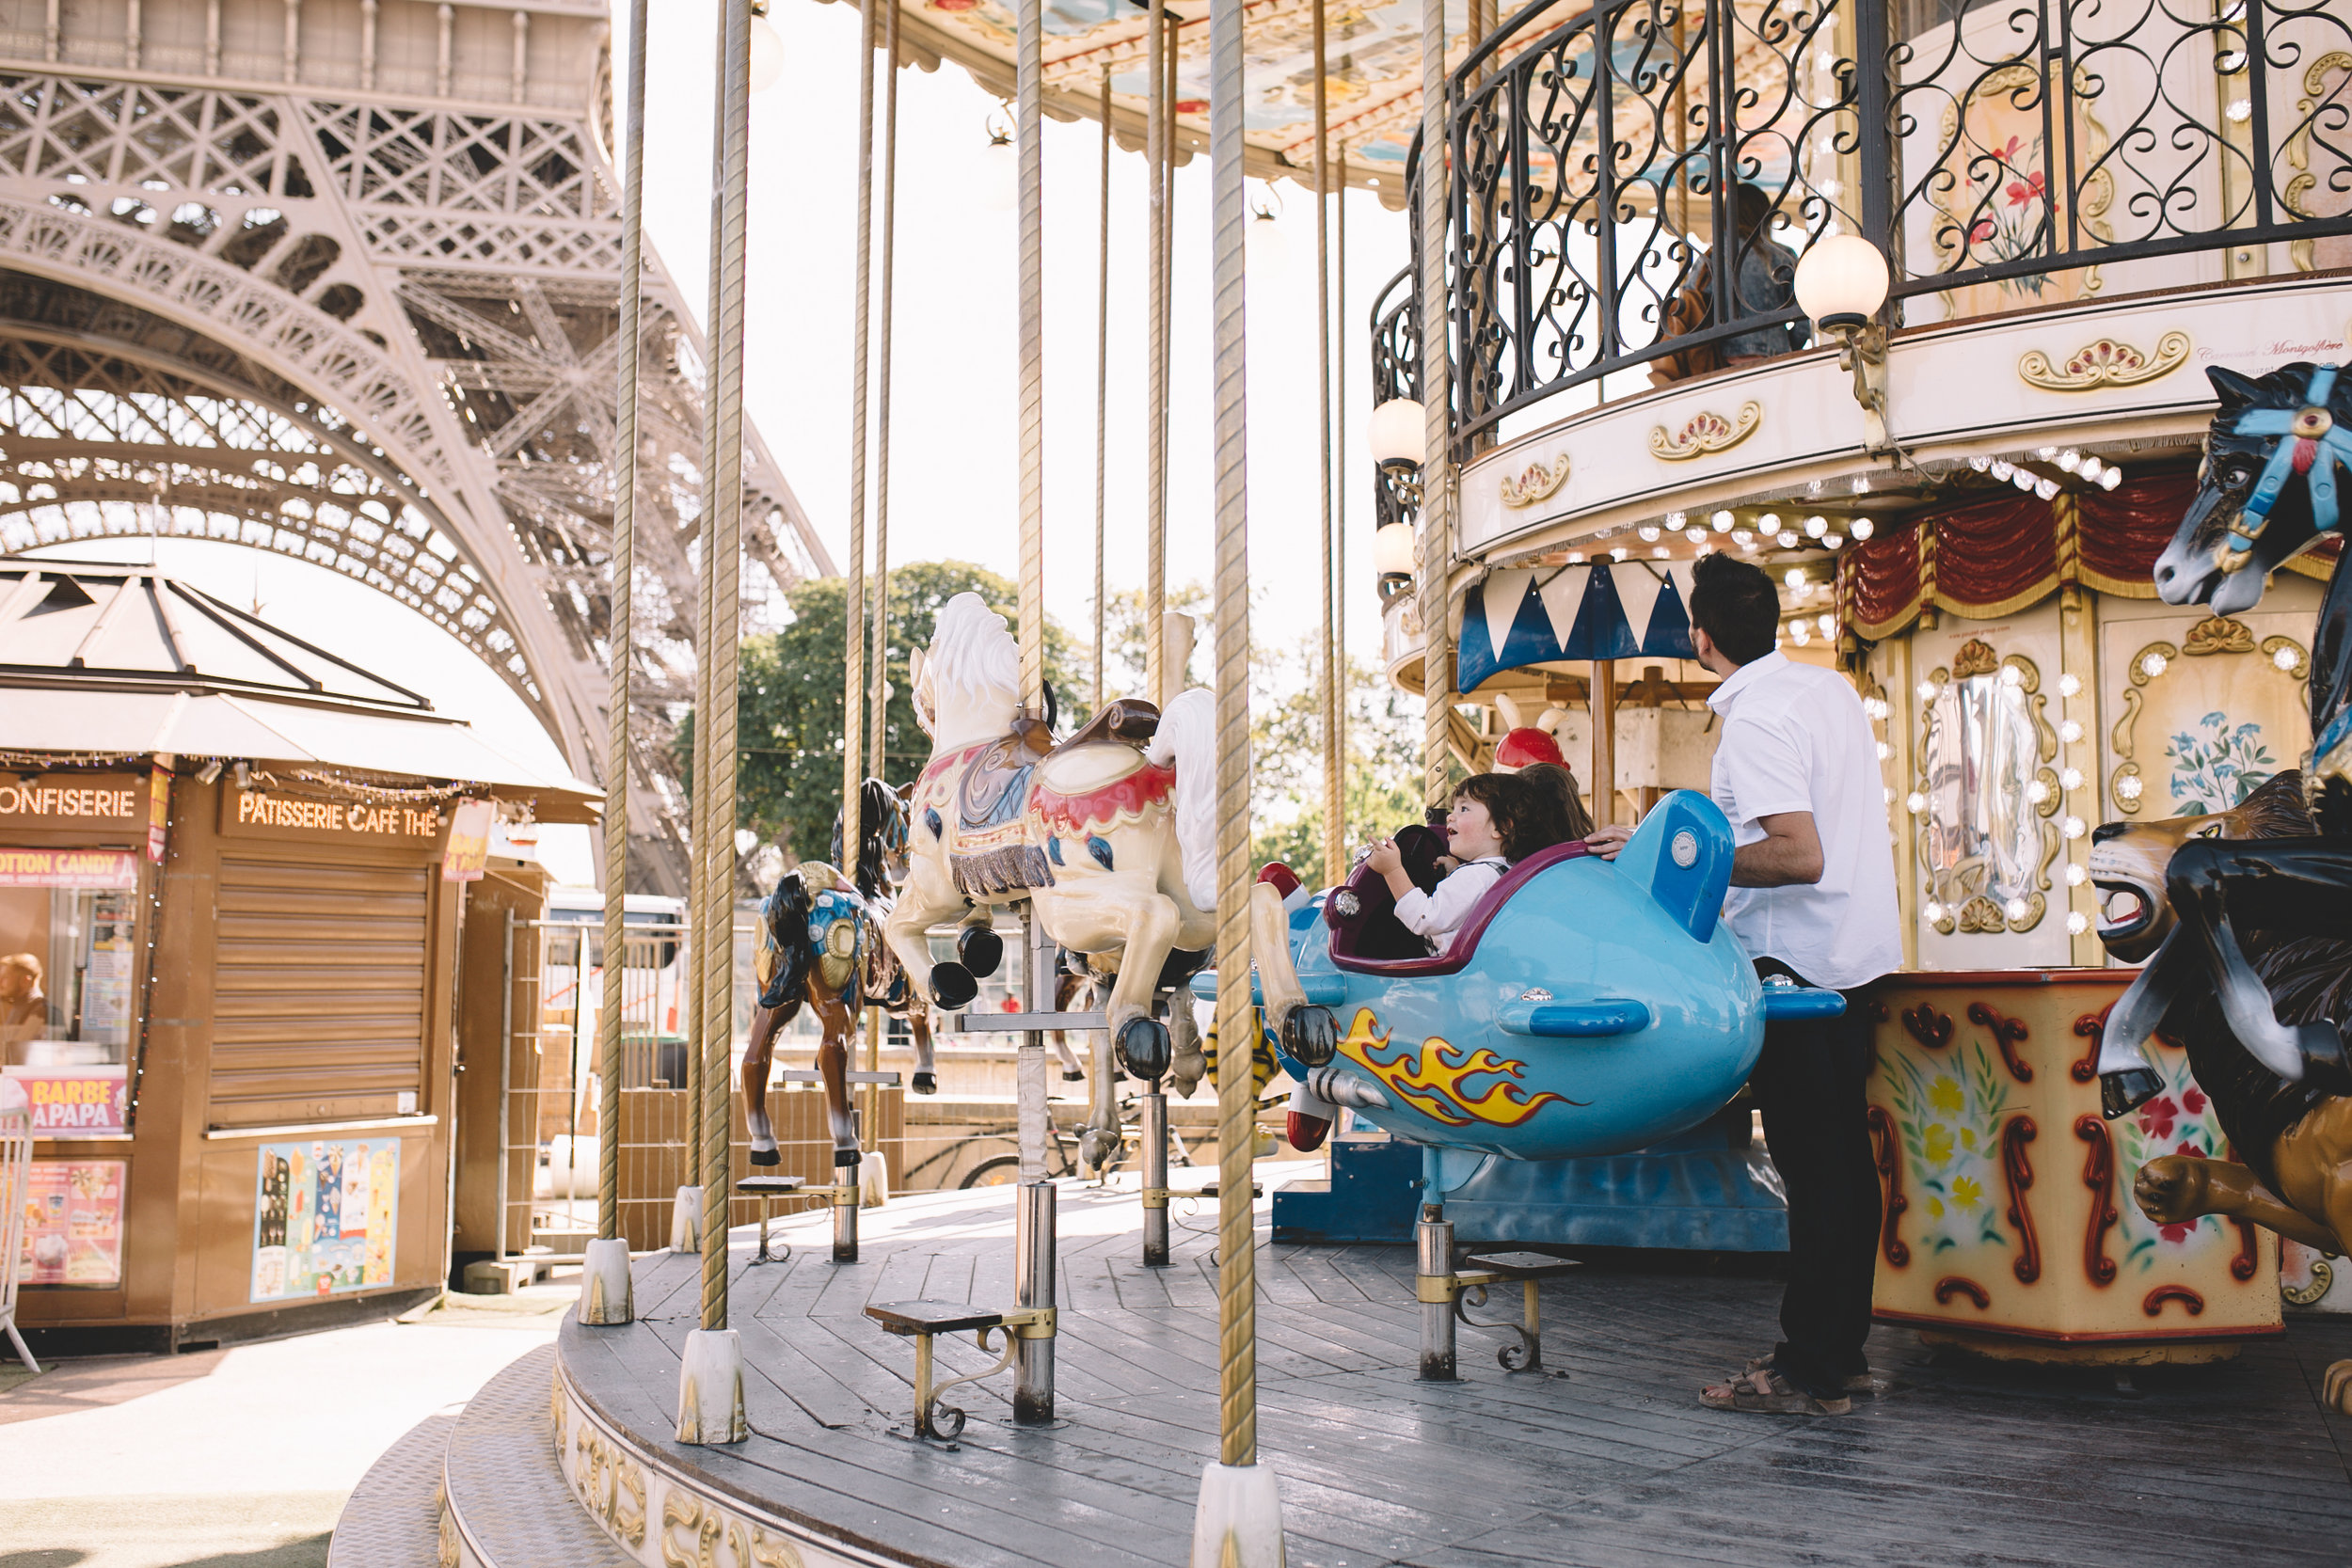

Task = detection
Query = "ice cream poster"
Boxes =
[18,1160,124,1287]
[248,1138,400,1303]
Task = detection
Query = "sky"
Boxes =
[639,0,1411,665]
[26,4,1415,887]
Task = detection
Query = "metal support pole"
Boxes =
[839,0,877,882]
[869,0,898,781]
[1014,1177,1057,1423]
[1416,1199,1457,1382]
[833,1177,859,1262]
[1312,0,1342,890]
[599,0,646,1252]
[699,0,752,1338]
[1014,0,1044,711]
[1094,62,1110,714]
[1143,0,1168,705]
[1591,658,1615,828]
[1141,1082,1169,1266]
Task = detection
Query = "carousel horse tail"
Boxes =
[1146,686,1219,911]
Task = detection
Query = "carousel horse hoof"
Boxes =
[1061,1070,1087,1083]
[1115,1016,1173,1082]
[1286,1109,1332,1153]
[749,1145,781,1167]
[956,926,1005,978]
[930,962,978,1009]
[834,1147,863,1170]
[1078,1127,1122,1172]
[2100,1066,2166,1120]
[1282,1004,1339,1069]
[912,1070,938,1095]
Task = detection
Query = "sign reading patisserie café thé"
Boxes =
[221,786,445,843]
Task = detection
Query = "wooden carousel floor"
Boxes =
[558,1166,2352,1568]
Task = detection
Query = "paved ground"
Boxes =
[0,1280,578,1568]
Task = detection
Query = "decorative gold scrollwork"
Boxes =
[436,1483,459,1568]
[573,1421,648,1549]
[1499,452,1571,508]
[1647,402,1762,461]
[2284,1256,2337,1307]
[1951,637,1999,680]
[2182,614,2255,657]
[2017,331,2191,391]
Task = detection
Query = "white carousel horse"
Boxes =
[879,593,1215,1171]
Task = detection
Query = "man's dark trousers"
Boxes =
[1752,958,1882,1399]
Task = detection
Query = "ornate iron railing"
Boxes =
[1372,261,1422,536]
[1425,0,2352,453]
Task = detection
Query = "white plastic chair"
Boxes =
[0,1104,38,1372]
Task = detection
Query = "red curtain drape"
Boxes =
[1843,518,1923,639]
[1931,489,2058,615]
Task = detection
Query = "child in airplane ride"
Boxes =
[1365,772,1566,953]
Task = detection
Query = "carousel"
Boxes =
[330,0,2352,1564]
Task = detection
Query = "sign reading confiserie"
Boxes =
[0,774,145,828]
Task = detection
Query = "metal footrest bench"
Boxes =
[864,1300,1056,1441]
[1425,1251,1582,1373]
[736,1175,863,1263]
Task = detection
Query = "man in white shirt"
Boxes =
[1589,552,1900,1416]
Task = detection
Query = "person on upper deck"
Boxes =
[1649,182,1812,386]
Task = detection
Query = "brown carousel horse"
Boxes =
[740,779,940,1171]
[2090,769,2352,1407]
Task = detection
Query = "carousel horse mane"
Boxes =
[756,870,817,1024]
[927,594,1021,712]
[830,777,903,901]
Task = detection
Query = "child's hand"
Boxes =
[1364,839,1404,876]
[1435,855,1460,876]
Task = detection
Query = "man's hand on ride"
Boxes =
[1583,824,1633,861]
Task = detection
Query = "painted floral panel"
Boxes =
[2111,1045,2236,1272]
[1877,1038,2014,1260]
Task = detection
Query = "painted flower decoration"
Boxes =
[1924,1124,1956,1165]
[2160,1221,2196,1243]
[2175,1140,2203,1159]
[1969,218,1996,245]
[2004,171,2047,208]
[2137,1095,2180,1140]
[2184,1086,2208,1115]
[1950,1175,1983,1210]
[1930,1076,1964,1116]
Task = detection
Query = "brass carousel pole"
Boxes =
[678,0,751,1448]
[1333,145,1347,846]
[1011,0,1059,1430]
[581,0,648,1329]
[1144,0,1168,703]
[1312,0,1341,888]
[1095,63,1110,714]
[829,0,877,1267]
[1408,0,1462,1391]
[1415,0,1454,814]
[1189,0,1280,1552]
[865,0,901,1156]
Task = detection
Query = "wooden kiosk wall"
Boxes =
[15,764,470,1351]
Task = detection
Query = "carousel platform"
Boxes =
[340,1167,2352,1568]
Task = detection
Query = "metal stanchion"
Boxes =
[1415,1198,1457,1382]
[834,1178,860,1262]
[1012,910,1057,1421]
[1014,1177,1057,1424]
[1141,1075,1170,1267]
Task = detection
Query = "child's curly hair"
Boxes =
[1454,772,1545,862]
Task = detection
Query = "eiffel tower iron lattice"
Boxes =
[0,0,832,892]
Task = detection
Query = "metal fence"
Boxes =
[1424,0,2352,451]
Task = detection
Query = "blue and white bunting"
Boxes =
[1455,560,1698,691]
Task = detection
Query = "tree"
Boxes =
[683,560,1087,863]
[1250,638,1426,873]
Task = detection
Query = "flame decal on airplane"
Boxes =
[1339,1007,1582,1127]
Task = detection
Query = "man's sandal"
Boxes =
[1699,1367,1852,1417]
[1744,1353,1876,1396]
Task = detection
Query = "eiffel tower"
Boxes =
[0,0,829,893]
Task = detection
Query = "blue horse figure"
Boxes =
[2095,361,2352,1112]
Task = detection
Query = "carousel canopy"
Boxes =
[1456,558,1696,692]
[0,561,600,820]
